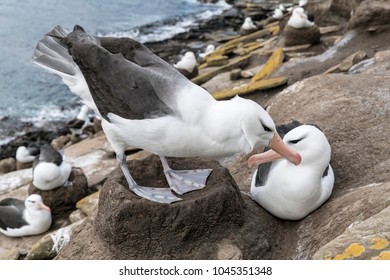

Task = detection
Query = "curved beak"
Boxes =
[248,133,301,168]
[39,202,51,212]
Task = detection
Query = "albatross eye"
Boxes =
[261,122,272,132]
[289,138,303,144]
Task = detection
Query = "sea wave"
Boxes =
[98,1,231,43]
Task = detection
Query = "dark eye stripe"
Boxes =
[261,122,272,132]
[289,138,303,144]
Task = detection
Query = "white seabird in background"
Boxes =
[272,8,284,20]
[287,7,315,29]
[0,194,52,237]
[199,44,215,59]
[32,25,301,204]
[173,51,197,73]
[241,17,258,34]
[32,144,72,190]
[249,121,334,220]
[68,104,93,135]
[15,146,39,163]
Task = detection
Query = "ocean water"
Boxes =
[0,0,230,145]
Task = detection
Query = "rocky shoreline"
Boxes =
[1,0,390,260]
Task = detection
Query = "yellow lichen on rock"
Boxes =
[370,238,389,250]
[212,77,287,100]
[267,25,280,36]
[333,243,366,260]
[224,29,270,47]
[206,55,229,67]
[372,251,390,260]
[191,54,251,85]
[251,47,284,82]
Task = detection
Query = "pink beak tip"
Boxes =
[292,153,302,165]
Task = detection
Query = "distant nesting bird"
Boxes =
[287,7,315,29]
[240,17,258,35]
[15,146,39,163]
[173,51,198,79]
[248,121,334,220]
[272,8,284,20]
[199,44,215,60]
[32,144,72,190]
[68,104,93,135]
[0,194,52,237]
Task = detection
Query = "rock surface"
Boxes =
[282,25,321,47]
[313,184,390,260]
[349,0,390,31]
[56,156,281,260]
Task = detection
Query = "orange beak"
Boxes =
[39,202,51,212]
[248,133,301,168]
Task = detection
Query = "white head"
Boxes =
[233,97,301,165]
[282,125,331,165]
[24,194,51,213]
[248,124,330,168]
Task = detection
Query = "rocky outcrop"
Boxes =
[282,25,321,47]
[349,0,390,31]
[56,156,282,259]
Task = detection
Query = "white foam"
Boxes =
[20,104,80,128]
[98,1,230,43]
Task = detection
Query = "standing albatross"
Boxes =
[32,25,301,204]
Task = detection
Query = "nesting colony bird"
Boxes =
[173,51,198,79]
[284,7,320,46]
[287,7,314,29]
[15,146,39,164]
[240,17,258,35]
[272,7,285,20]
[199,44,215,60]
[32,25,301,204]
[248,121,334,220]
[68,104,93,136]
[0,194,52,237]
[32,144,72,190]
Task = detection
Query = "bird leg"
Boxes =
[159,155,212,195]
[117,154,181,204]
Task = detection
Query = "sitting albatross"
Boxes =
[248,121,334,220]
[32,25,301,204]
[0,194,52,237]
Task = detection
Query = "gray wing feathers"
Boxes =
[32,28,76,76]
[0,199,27,230]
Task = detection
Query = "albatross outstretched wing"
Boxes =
[64,25,198,120]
